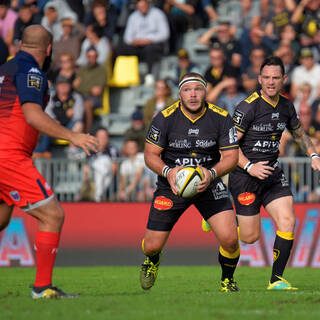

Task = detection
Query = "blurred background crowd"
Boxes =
[1,0,320,202]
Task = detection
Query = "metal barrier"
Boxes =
[33,157,320,202]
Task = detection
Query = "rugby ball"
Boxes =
[175,166,204,198]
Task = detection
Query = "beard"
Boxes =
[42,49,52,73]
[180,96,205,114]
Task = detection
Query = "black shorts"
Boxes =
[229,167,292,216]
[147,178,233,231]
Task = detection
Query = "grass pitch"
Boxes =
[1,266,319,320]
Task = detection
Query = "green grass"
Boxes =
[0,266,320,320]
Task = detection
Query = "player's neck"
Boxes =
[260,90,279,106]
[20,47,45,69]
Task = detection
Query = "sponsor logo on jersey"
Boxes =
[245,92,259,103]
[28,67,41,74]
[27,74,42,90]
[44,182,51,190]
[195,139,216,148]
[277,122,286,130]
[252,123,274,132]
[188,128,199,136]
[208,103,228,117]
[161,101,180,117]
[9,191,20,202]
[253,140,280,149]
[271,112,279,120]
[148,125,160,143]
[238,192,255,205]
[175,155,213,166]
[169,139,191,148]
[233,110,244,126]
[154,196,173,210]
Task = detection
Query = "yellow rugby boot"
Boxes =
[202,218,211,232]
[220,278,240,292]
[267,276,298,290]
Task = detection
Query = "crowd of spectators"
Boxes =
[1,0,320,202]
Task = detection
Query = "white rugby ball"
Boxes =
[175,166,204,198]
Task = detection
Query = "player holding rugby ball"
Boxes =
[139,72,240,292]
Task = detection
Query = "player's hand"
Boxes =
[197,166,212,193]
[248,161,274,180]
[167,165,183,195]
[311,156,320,171]
[70,132,99,156]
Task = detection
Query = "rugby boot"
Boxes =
[140,255,161,290]
[220,278,240,292]
[201,218,211,232]
[31,285,79,299]
[267,276,298,290]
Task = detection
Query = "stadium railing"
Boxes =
[33,157,320,202]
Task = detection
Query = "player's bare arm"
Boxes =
[22,102,98,156]
[237,130,274,180]
[290,126,320,171]
[144,142,182,195]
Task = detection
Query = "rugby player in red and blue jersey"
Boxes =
[0,25,98,299]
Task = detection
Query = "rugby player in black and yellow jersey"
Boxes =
[229,56,320,290]
[140,72,240,292]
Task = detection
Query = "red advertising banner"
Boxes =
[0,203,319,267]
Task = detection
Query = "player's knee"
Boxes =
[221,236,239,253]
[45,206,65,228]
[278,215,295,233]
[239,231,260,244]
[143,239,162,256]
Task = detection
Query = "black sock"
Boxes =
[148,252,160,265]
[218,247,240,280]
[270,231,294,283]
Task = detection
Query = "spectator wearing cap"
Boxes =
[290,47,320,101]
[124,107,149,152]
[74,46,107,133]
[0,0,18,55]
[51,15,86,71]
[174,49,201,84]
[114,0,170,85]
[77,23,111,66]
[198,20,242,70]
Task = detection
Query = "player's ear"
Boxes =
[258,74,262,85]
[46,44,52,57]
[282,74,288,85]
